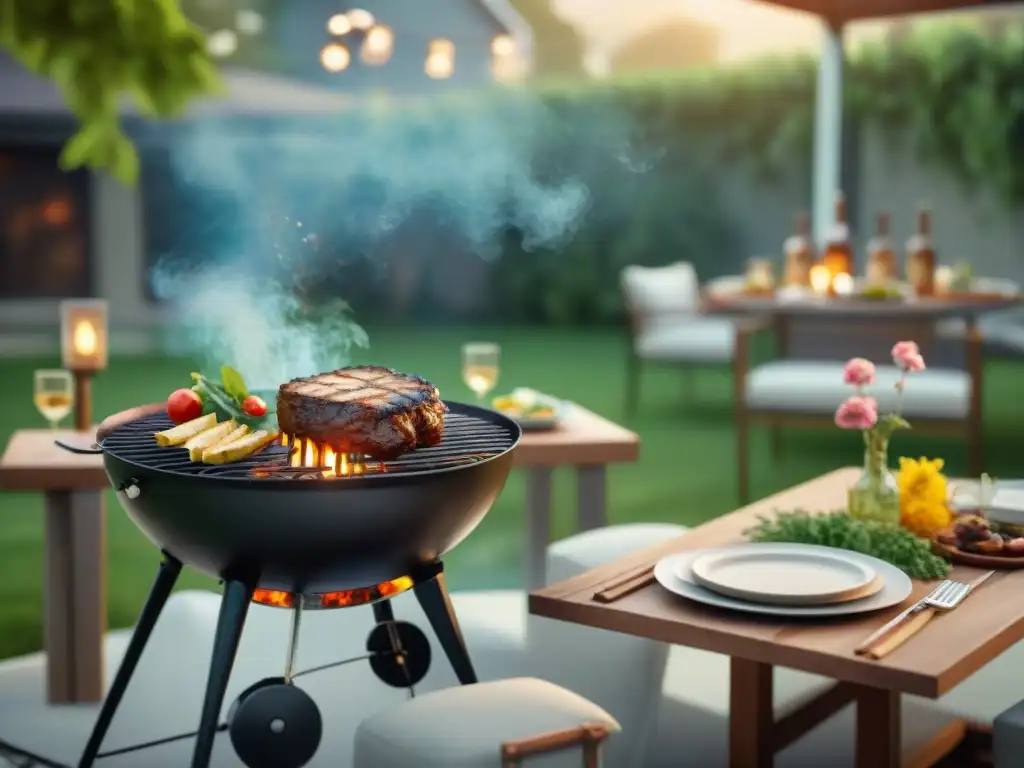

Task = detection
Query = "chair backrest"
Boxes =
[620,263,699,317]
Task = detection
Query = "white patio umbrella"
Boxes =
[759,0,1020,248]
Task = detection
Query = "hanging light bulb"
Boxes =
[207,29,238,58]
[235,9,264,35]
[491,34,515,58]
[320,42,351,72]
[361,24,394,65]
[347,8,376,31]
[326,13,352,36]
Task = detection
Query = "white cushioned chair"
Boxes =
[937,277,1024,359]
[733,317,985,504]
[353,678,619,768]
[620,263,735,415]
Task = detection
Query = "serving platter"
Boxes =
[689,547,878,606]
[932,540,1024,570]
[492,390,568,431]
[655,544,912,618]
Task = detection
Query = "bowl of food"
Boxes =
[492,387,566,431]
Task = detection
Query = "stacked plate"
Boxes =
[654,543,913,618]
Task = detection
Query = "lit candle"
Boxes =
[810,265,832,297]
[934,265,953,294]
[832,272,854,297]
[60,300,108,371]
[746,258,774,291]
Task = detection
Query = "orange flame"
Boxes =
[282,435,368,477]
[251,576,415,610]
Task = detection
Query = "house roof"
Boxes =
[758,0,1021,24]
[478,0,534,65]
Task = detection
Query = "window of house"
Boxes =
[0,145,92,298]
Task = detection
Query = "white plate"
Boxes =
[655,544,913,618]
[689,547,876,606]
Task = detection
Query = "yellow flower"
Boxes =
[898,457,948,506]
[900,499,952,538]
[897,457,951,537]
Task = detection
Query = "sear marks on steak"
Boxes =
[277,366,446,460]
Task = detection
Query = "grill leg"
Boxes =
[413,573,477,685]
[191,580,253,768]
[77,557,182,768]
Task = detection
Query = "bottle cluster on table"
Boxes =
[744,190,960,299]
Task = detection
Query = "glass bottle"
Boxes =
[847,430,901,526]
[820,191,853,292]
[783,211,815,287]
[906,207,936,297]
[865,212,897,287]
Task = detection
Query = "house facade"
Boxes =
[0,1,533,355]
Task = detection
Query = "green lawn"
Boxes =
[1,326,1022,660]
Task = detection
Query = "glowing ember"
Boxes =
[251,576,415,610]
[282,434,369,477]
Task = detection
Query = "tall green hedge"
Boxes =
[162,22,1024,326]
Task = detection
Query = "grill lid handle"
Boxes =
[54,438,104,455]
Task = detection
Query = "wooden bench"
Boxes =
[733,313,984,504]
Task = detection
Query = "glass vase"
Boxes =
[847,431,901,526]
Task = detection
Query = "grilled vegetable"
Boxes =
[202,430,279,465]
[242,395,268,417]
[200,424,249,462]
[154,413,218,447]
[185,421,241,462]
[167,388,203,424]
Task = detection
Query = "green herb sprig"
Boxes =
[746,510,950,581]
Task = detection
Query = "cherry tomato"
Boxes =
[242,395,268,418]
[167,388,203,424]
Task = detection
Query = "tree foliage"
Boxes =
[509,0,586,78]
[0,0,222,184]
[610,19,720,73]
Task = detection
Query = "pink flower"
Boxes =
[903,354,926,372]
[843,357,876,387]
[834,396,878,430]
[891,341,924,372]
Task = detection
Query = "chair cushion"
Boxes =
[745,361,971,419]
[621,263,699,315]
[635,316,735,363]
[352,677,620,768]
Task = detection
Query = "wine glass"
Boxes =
[34,369,74,430]
[462,342,500,403]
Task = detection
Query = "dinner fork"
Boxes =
[854,578,972,656]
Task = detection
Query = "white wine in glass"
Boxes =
[462,342,500,402]
[34,369,74,430]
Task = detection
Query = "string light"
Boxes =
[326,13,352,36]
[320,42,351,73]
[361,24,394,66]
[346,8,376,31]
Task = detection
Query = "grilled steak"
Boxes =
[277,366,446,459]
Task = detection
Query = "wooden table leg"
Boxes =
[575,465,607,533]
[525,467,553,591]
[44,490,106,704]
[729,657,774,768]
[855,686,901,768]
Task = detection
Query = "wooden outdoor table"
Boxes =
[513,404,639,590]
[531,468,1016,767]
[0,428,108,705]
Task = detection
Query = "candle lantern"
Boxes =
[745,257,775,292]
[60,300,108,431]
